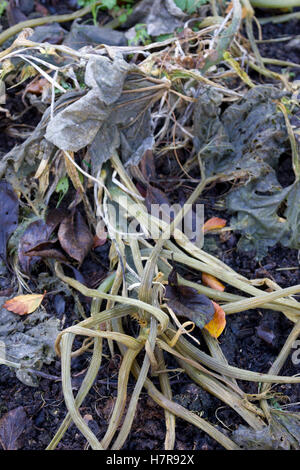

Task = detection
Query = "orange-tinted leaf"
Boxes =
[202,273,225,292]
[226,2,248,18]
[204,301,226,338]
[3,292,46,316]
[25,78,49,95]
[203,217,226,234]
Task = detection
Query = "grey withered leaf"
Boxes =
[0,406,28,450]
[58,210,93,264]
[165,267,215,329]
[0,181,19,262]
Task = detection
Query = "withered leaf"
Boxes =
[139,149,156,182]
[58,211,93,264]
[0,181,19,262]
[25,239,67,262]
[165,267,215,330]
[45,208,69,234]
[3,292,46,316]
[18,219,52,272]
[0,407,28,450]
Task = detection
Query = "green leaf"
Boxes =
[174,0,208,13]
[102,0,117,9]
[56,176,69,195]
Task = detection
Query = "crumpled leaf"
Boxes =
[123,0,186,36]
[204,301,226,338]
[25,239,67,262]
[0,407,28,450]
[0,91,83,187]
[58,210,93,264]
[165,267,215,329]
[193,85,300,258]
[0,181,18,263]
[0,299,60,386]
[29,23,67,44]
[3,293,46,316]
[233,409,300,450]
[63,20,127,50]
[45,55,167,173]
[18,219,52,272]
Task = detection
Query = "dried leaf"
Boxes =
[25,239,67,262]
[233,409,300,450]
[0,407,28,450]
[24,78,49,96]
[204,301,226,339]
[202,273,225,292]
[45,208,69,233]
[165,268,215,329]
[58,211,93,264]
[193,86,300,258]
[3,292,46,316]
[203,217,227,234]
[18,219,52,272]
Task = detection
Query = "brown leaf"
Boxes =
[139,150,156,181]
[58,210,93,264]
[45,208,69,233]
[18,219,52,272]
[0,407,28,450]
[24,78,49,96]
[165,268,215,329]
[3,292,46,316]
[25,239,67,262]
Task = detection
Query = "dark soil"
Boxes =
[0,2,299,451]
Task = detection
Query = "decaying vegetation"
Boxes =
[0,0,300,450]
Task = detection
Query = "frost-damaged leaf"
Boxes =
[233,409,300,450]
[202,273,225,291]
[3,293,45,316]
[123,0,186,36]
[0,181,19,262]
[165,268,215,329]
[45,56,167,174]
[203,217,227,234]
[0,298,60,386]
[58,211,93,264]
[45,55,130,151]
[204,301,226,338]
[0,407,28,450]
[63,21,127,50]
[193,85,300,257]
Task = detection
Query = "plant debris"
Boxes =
[0,181,18,263]
[3,292,46,316]
[0,406,28,450]
[0,0,299,452]
[165,267,215,330]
